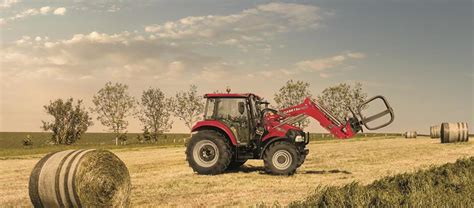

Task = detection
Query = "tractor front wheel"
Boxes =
[186,130,232,175]
[263,141,300,175]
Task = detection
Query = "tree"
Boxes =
[170,85,204,132]
[42,98,93,145]
[137,88,173,142]
[317,82,367,122]
[274,80,313,128]
[91,82,136,145]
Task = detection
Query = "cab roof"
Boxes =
[204,93,261,99]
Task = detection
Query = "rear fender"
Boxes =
[192,120,237,145]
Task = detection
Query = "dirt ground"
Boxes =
[1,137,473,207]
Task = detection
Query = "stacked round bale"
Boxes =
[404,131,417,138]
[440,122,469,143]
[430,125,441,139]
[29,149,131,208]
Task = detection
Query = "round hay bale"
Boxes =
[440,122,469,143]
[405,131,417,138]
[430,125,441,139]
[29,149,131,208]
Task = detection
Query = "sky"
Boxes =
[0,0,472,134]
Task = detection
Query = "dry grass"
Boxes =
[0,137,472,207]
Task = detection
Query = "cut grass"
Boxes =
[290,157,474,207]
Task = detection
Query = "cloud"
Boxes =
[0,0,20,9]
[1,31,225,87]
[144,2,322,47]
[53,7,66,15]
[246,52,367,79]
[40,6,51,14]
[1,6,67,25]
[296,52,366,73]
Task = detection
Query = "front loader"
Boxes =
[186,92,394,175]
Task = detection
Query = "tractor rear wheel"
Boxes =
[186,130,232,175]
[263,141,300,175]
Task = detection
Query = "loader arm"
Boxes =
[276,98,357,139]
[272,96,394,139]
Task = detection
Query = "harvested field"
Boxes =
[0,137,473,207]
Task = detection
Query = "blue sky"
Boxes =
[1,0,472,133]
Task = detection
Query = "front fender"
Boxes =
[192,120,237,145]
[259,137,294,158]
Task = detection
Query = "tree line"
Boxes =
[41,80,366,145]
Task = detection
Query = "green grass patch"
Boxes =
[0,132,190,157]
[0,132,399,157]
[290,157,474,207]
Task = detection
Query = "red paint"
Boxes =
[262,124,300,141]
[191,120,238,145]
[204,93,261,99]
[263,98,356,139]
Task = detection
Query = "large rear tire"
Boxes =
[263,141,300,175]
[186,130,232,175]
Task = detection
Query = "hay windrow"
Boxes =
[289,157,474,207]
[74,150,131,207]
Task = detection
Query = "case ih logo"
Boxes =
[283,105,308,114]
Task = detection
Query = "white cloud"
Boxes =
[1,6,67,25]
[144,2,322,47]
[0,0,20,9]
[247,52,367,79]
[107,5,120,13]
[40,6,51,14]
[2,30,227,87]
[347,52,366,59]
[53,7,66,15]
[296,52,366,72]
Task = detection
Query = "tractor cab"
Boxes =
[203,93,262,145]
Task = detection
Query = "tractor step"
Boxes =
[235,146,255,160]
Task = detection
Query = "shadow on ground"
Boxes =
[302,169,352,175]
[226,165,352,175]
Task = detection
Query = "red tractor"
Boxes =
[186,93,394,175]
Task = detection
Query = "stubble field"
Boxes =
[1,136,472,207]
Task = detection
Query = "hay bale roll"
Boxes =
[405,131,417,138]
[430,125,441,138]
[440,122,469,143]
[29,149,131,208]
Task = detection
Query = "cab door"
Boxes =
[205,98,251,145]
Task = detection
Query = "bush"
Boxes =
[290,157,474,207]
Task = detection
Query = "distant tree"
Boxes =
[274,80,313,128]
[135,134,144,144]
[170,85,205,132]
[91,82,136,145]
[42,98,93,145]
[317,82,367,122]
[142,126,152,143]
[137,88,173,142]
[23,135,33,146]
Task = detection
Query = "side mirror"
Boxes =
[238,102,245,115]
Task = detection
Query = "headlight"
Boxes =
[295,135,304,142]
